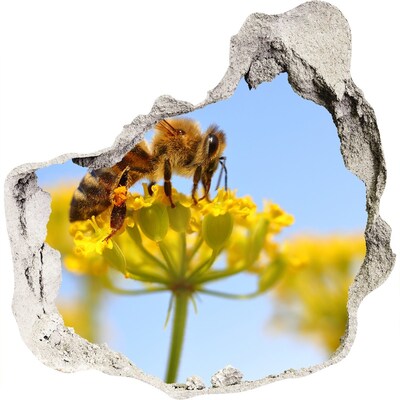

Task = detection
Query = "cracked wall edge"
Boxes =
[4,1,395,398]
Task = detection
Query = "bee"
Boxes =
[69,118,227,239]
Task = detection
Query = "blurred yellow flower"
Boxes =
[58,299,95,341]
[261,202,295,234]
[57,276,104,343]
[46,184,110,276]
[269,234,366,353]
[45,184,76,255]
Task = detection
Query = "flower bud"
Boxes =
[167,202,191,232]
[137,203,169,242]
[202,212,234,250]
[247,219,269,265]
[126,224,143,245]
[103,243,126,275]
[258,259,284,292]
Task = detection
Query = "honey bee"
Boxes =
[69,118,227,238]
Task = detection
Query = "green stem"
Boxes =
[84,275,103,343]
[197,287,260,300]
[124,259,171,283]
[194,265,246,284]
[187,249,219,282]
[163,294,175,329]
[165,292,189,383]
[179,232,187,277]
[140,246,170,272]
[159,241,177,277]
[194,258,254,285]
[101,275,167,296]
[124,268,170,284]
[187,237,203,262]
[127,225,169,272]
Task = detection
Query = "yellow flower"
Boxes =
[261,202,295,234]
[198,189,256,220]
[72,216,113,256]
[269,234,366,353]
[57,299,96,341]
[64,254,108,276]
[45,185,76,255]
[126,183,158,210]
[57,275,104,343]
[225,228,247,271]
[45,181,296,297]
[202,212,234,250]
[167,202,191,233]
[137,202,169,242]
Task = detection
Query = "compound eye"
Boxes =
[207,134,219,157]
[176,129,185,135]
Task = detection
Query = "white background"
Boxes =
[1,1,399,399]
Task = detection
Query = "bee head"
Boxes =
[204,125,226,161]
[203,125,228,191]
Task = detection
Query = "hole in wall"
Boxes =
[36,73,367,383]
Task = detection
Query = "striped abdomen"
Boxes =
[69,142,152,222]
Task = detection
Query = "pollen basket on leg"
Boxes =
[112,186,128,207]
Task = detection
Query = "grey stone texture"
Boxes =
[4,1,395,398]
[211,365,243,388]
[185,376,206,391]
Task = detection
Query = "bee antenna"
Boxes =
[159,119,176,136]
[215,156,228,191]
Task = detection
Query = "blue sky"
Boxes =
[37,73,366,382]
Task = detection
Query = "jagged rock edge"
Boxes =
[4,1,395,399]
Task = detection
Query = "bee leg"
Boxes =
[163,159,175,208]
[191,166,202,205]
[148,181,156,196]
[104,168,129,241]
[198,175,212,202]
[104,202,127,241]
